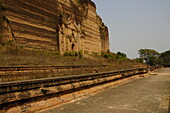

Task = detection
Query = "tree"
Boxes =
[116,52,127,60]
[133,58,144,63]
[160,50,170,67]
[138,49,160,66]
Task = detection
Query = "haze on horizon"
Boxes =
[93,0,170,58]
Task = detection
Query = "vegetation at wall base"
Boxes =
[0,45,146,82]
[101,52,115,59]
[64,51,83,58]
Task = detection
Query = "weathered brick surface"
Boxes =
[0,68,150,113]
[0,0,109,54]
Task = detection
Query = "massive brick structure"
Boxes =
[0,0,109,54]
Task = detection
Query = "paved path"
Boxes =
[40,68,170,113]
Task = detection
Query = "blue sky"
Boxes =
[93,0,170,58]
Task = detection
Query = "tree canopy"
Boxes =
[138,49,170,67]
[116,51,127,60]
[160,50,170,67]
[138,49,160,66]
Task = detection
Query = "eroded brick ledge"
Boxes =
[0,67,159,113]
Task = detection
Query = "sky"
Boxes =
[92,0,170,58]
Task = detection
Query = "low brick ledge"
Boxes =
[0,65,108,71]
[0,68,147,94]
[0,67,160,113]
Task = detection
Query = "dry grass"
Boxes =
[0,46,145,82]
[0,46,107,66]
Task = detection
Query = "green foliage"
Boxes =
[101,51,128,61]
[101,52,115,59]
[18,44,24,49]
[138,48,170,66]
[0,39,14,46]
[7,40,13,45]
[64,51,83,58]
[84,50,89,55]
[160,50,170,67]
[116,52,127,60]
[133,58,144,63]
[64,51,76,56]
[138,49,160,66]
[92,52,100,57]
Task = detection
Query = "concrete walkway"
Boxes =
[40,68,170,113]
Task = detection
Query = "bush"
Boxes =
[116,52,127,61]
[64,51,83,58]
[133,58,144,63]
[101,52,114,59]
[117,52,127,58]
[92,52,100,57]
[160,50,170,67]
[64,51,76,56]
[84,50,89,55]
